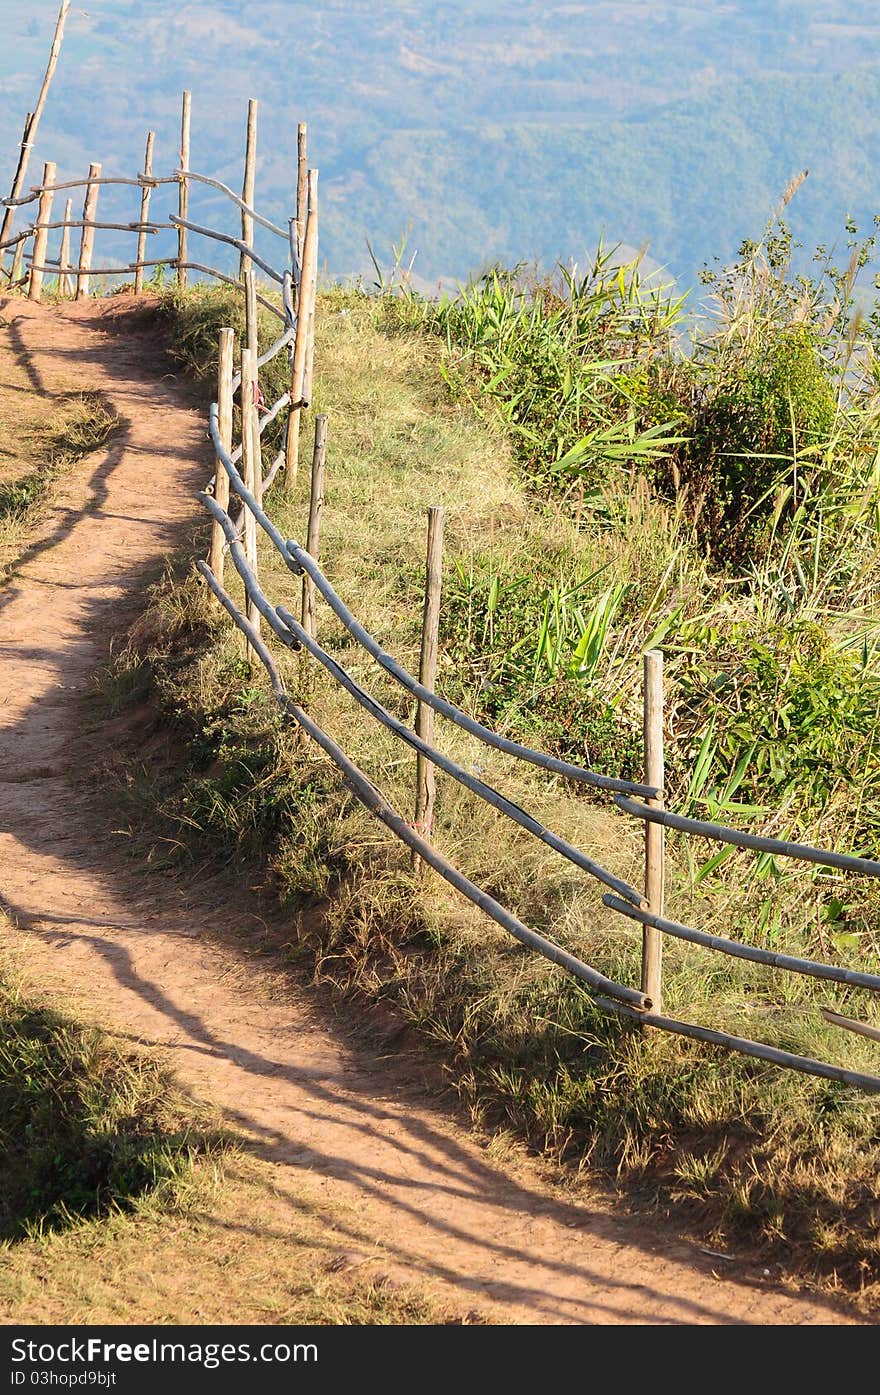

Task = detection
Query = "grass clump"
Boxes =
[0,960,218,1242]
[0,391,117,581]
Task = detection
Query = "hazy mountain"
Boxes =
[2,2,880,292]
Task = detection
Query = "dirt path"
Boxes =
[0,296,858,1326]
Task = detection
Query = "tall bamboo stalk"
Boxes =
[177,91,191,291]
[295,122,308,290]
[301,415,328,638]
[414,506,445,866]
[284,169,318,489]
[641,650,665,1010]
[240,345,261,642]
[75,163,101,301]
[134,131,155,296]
[209,327,235,584]
[239,99,258,279]
[28,162,56,302]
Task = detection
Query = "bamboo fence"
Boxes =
[4,87,880,1097]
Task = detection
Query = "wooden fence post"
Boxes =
[75,163,101,301]
[301,414,328,639]
[134,131,155,296]
[58,198,73,297]
[240,345,261,646]
[284,169,318,490]
[28,161,56,302]
[413,506,445,864]
[208,326,235,584]
[177,91,191,291]
[239,98,258,280]
[295,122,308,291]
[244,265,259,361]
[642,649,665,1010]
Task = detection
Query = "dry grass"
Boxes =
[96,285,880,1302]
[0,918,469,1326]
[0,1155,474,1326]
[0,323,117,581]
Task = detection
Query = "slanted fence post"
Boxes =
[28,161,56,302]
[177,91,191,291]
[239,98,258,280]
[642,649,665,1010]
[58,198,73,297]
[413,505,445,868]
[134,131,155,296]
[75,162,101,301]
[1,113,34,281]
[301,414,328,639]
[208,326,235,584]
[295,122,308,294]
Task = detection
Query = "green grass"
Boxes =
[0,955,218,1242]
[94,278,880,1303]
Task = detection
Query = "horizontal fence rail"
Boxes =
[195,558,650,1011]
[594,995,880,1094]
[615,797,880,880]
[198,321,880,1094]
[206,407,661,801]
[603,895,880,992]
[6,84,879,1099]
[198,492,646,909]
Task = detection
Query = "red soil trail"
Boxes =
[0,296,859,1325]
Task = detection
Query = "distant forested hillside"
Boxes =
[2,1,880,289]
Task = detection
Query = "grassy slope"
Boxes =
[100,284,880,1303]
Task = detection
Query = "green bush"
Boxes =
[685,325,837,559]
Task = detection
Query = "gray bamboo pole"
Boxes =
[240,345,261,643]
[414,506,445,860]
[75,163,101,301]
[134,131,155,296]
[7,175,176,206]
[641,650,664,1010]
[295,122,308,290]
[603,894,880,993]
[284,169,318,489]
[28,162,56,302]
[301,414,328,638]
[821,1007,880,1043]
[208,327,235,584]
[58,197,73,297]
[239,99,258,280]
[614,798,880,878]
[177,91,191,291]
[0,0,71,265]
